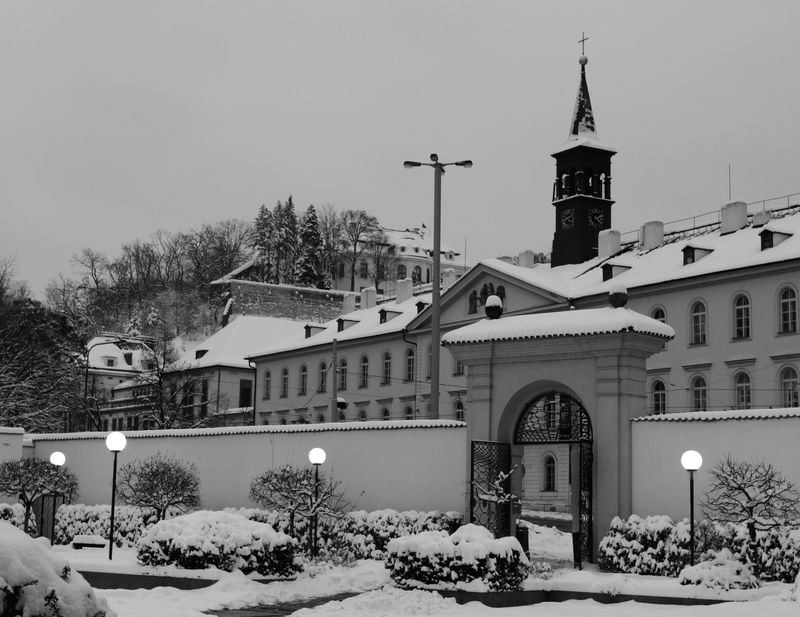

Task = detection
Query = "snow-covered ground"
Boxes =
[5,522,798,617]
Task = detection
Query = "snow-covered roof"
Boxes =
[383,228,462,258]
[26,419,466,441]
[442,307,674,345]
[247,293,432,359]
[479,207,800,301]
[86,336,150,372]
[173,315,306,371]
[633,407,800,423]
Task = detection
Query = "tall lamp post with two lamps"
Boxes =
[106,431,127,560]
[403,154,472,419]
[308,447,326,557]
[680,449,703,566]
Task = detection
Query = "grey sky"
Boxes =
[2,1,799,297]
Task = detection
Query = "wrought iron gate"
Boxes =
[470,440,511,538]
[515,391,594,564]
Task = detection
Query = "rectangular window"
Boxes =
[239,379,253,408]
[453,360,465,376]
[200,379,209,418]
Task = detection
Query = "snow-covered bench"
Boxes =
[72,534,107,549]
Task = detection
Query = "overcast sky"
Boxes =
[2,1,799,297]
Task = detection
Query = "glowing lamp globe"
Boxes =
[681,450,703,471]
[50,451,66,466]
[308,447,326,466]
[106,431,127,453]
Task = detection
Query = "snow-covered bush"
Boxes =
[679,549,760,590]
[55,504,159,547]
[598,514,691,576]
[385,523,529,591]
[136,510,301,577]
[0,502,36,536]
[0,521,113,617]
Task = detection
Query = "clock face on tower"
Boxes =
[560,208,575,230]
[588,207,605,229]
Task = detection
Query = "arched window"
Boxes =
[651,379,666,414]
[263,370,271,400]
[691,376,707,411]
[651,307,666,323]
[780,366,799,407]
[382,407,391,421]
[280,367,289,398]
[455,400,465,422]
[405,347,416,382]
[779,287,798,334]
[382,351,391,385]
[733,294,751,339]
[404,405,414,420]
[543,455,556,492]
[412,266,422,283]
[690,301,707,345]
[358,408,367,421]
[468,291,478,314]
[734,372,751,409]
[397,264,407,280]
[318,361,327,393]
[299,365,307,396]
[359,355,369,388]
[338,358,347,391]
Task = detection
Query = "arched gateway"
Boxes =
[442,302,673,565]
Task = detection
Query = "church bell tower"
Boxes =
[551,51,617,267]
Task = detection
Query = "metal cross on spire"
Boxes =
[579,32,589,55]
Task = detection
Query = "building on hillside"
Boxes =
[96,316,305,431]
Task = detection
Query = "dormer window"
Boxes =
[195,350,208,360]
[759,228,792,251]
[416,301,428,314]
[602,263,631,281]
[305,324,325,338]
[379,309,387,324]
[337,318,358,332]
[683,245,713,266]
[123,352,133,366]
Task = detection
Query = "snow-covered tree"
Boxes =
[275,196,298,284]
[296,205,324,288]
[116,452,200,521]
[252,203,275,282]
[0,458,78,534]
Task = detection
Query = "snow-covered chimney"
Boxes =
[496,255,514,265]
[517,250,537,268]
[640,221,664,251]
[598,229,621,259]
[361,287,377,309]
[341,293,357,315]
[720,200,748,235]
[396,278,413,303]
[752,210,772,228]
[442,268,458,291]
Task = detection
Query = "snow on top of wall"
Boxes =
[174,315,306,370]
[633,407,800,422]
[247,293,432,359]
[481,209,800,301]
[26,419,466,441]
[442,307,674,345]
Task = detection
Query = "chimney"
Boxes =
[341,293,357,315]
[517,250,537,268]
[497,255,514,265]
[720,200,748,235]
[640,221,664,251]
[598,229,621,259]
[752,210,772,228]
[396,278,413,303]
[442,268,458,291]
[361,287,377,309]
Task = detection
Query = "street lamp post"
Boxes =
[680,449,703,566]
[308,447,326,557]
[403,154,472,419]
[49,451,65,542]
[106,431,127,560]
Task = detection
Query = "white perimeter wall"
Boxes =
[632,413,800,521]
[18,421,467,514]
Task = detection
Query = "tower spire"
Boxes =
[568,53,597,140]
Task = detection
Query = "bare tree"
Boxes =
[702,456,800,573]
[317,204,343,288]
[116,452,200,521]
[362,230,399,294]
[0,458,78,533]
[340,209,379,291]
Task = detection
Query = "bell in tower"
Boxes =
[551,50,617,267]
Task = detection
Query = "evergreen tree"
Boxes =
[275,196,298,284]
[296,205,324,288]
[252,204,274,282]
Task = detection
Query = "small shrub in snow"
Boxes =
[598,514,690,576]
[528,561,556,580]
[0,521,113,617]
[0,502,36,536]
[136,510,301,577]
[678,549,760,590]
[385,523,529,592]
[55,504,159,547]
[116,452,200,521]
